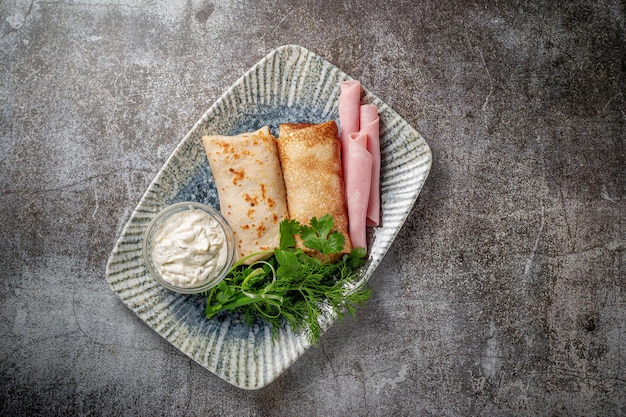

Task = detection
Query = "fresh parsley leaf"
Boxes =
[279,219,300,250]
[310,215,333,238]
[300,214,345,255]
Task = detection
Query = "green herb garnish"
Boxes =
[204,215,370,343]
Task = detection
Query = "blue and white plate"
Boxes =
[105,45,431,390]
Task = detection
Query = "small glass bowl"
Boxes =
[142,202,235,294]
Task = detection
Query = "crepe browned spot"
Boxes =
[202,126,289,264]
[277,121,352,261]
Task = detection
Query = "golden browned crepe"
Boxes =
[202,126,289,264]
[277,121,352,261]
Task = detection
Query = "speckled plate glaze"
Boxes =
[105,45,431,390]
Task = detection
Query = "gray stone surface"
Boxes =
[1,0,624,415]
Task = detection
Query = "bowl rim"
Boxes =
[142,201,235,294]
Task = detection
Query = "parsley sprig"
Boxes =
[204,214,370,343]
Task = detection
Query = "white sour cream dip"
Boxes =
[150,206,229,288]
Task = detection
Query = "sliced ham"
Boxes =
[338,80,382,251]
[359,104,381,226]
[344,131,373,249]
[339,80,361,169]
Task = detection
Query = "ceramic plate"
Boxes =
[105,45,431,390]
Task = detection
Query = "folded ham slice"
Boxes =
[338,80,381,250]
[360,104,381,227]
[344,131,373,249]
[339,80,362,150]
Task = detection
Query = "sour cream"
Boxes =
[150,206,230,289]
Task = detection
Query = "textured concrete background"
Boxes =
[1,0,624,415]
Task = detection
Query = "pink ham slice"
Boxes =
[359,104,381,226]
[344,131,373,249]
[338,80,381,250]
[339,80,362,170]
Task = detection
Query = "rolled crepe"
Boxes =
[202,126,289,264]
[277,121,352,261]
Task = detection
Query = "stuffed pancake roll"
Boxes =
[202,126,289,264]
[277,121,352,261]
